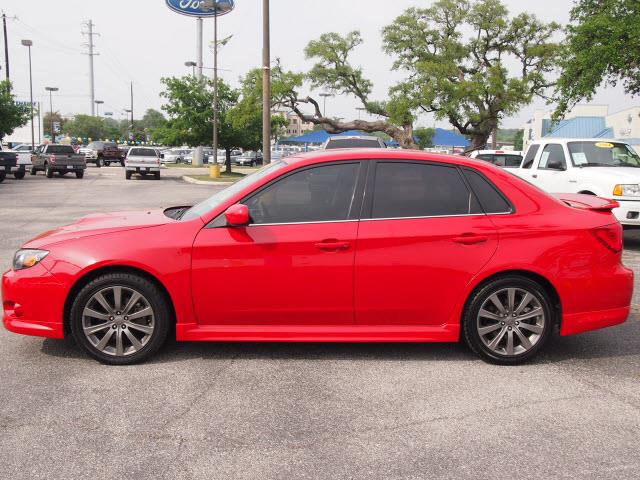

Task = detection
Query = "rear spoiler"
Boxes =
[553,193,619,212]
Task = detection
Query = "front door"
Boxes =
[191,162,363,325]
[354,161,499,325]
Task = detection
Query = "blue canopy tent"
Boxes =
[386,128,470,148]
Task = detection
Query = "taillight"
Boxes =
[592,224,622,253]
[50,153,57,163]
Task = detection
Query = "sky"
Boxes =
[2,0,637,130]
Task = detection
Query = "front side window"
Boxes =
[538,144,566,170]
[522,145,539,169]
[245,163,360,224]
[370,162,479,218]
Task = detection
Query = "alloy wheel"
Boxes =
[82,285,155,357]
[476,287,546,357]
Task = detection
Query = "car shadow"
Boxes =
[623,229,640,251]
[39,322,639,366]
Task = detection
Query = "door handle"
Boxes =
[452,234,489,245]
[314,240,350,251]
[532,174,538,178]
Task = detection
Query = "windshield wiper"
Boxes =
[581,162,616,167]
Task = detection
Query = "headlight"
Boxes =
[13,249,49,270]
[613,184,640,196]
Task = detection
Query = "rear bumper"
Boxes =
[51,164,85,171]
[2,266,66,339]
[126,166,160,172]
[561,306,630,336]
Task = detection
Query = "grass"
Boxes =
[165,163,205,169]
[186,172,246,183]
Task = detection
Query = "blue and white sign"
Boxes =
[165,0,235,18]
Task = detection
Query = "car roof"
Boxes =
[529,138,627,145]
[283,148,493,171]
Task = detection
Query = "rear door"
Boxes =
[354,161,500,325]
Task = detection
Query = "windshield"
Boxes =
[568,141,640,167]
[129,148,158,157]
[181,161,287,221]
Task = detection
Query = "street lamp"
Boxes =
[184,61,197,76]
[45,86,59,142]
[319,92,334,117]
[21,39,35,151]
[94,99,104,117]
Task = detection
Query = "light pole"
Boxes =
[21,39,35,151]
[45,86,58,142]
[262,0,271,164]
[124,109,132,142]
[184,61,197,76]
[94,99,104,117]
[319,92,333,117]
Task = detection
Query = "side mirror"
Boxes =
[224,204,249,226]
[547,159,566,171]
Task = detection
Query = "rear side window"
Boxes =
[462,169,512,214]
[476,154,523,168]
[522,145,539,169]
[371,162,477,218]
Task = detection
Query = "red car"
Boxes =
[2,150,633,365]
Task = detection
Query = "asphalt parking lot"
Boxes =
[1,166,639,480]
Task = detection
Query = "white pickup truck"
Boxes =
[513,138,640,227]
[124,147,162,180]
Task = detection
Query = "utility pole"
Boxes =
[82,20,99,115]
[2,12,9,81]
[130,81,134,140]
[262,0,271,164]
[213,11,218,169]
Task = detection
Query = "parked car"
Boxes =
[469,149,523,168]
[161,148,185,164]
[234,151,263,167]
[514,138,640,227]
[124,147,162,180]
[1,146,26,180]
[2,150,632,365]
[322,135,387,149]
[11,144,34,153]
[0,149,18,183]
[79,141,124,167]
[30,144,86,178]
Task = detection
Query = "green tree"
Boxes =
[0,81,30,142]
[275,1,561,151]
[43,111,66,138]
[62,114,106,141]
[414,127,435,149]
[553,0,640,119]
[514,129,524,150]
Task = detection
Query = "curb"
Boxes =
[181,175,234,186]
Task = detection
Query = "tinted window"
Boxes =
[463,169,512,214]
[522,145,539,169]
[539,144,566,169]
[245,163,359,224]
[46,145,75,154]
[476,154,522,168]
[326,138,382,149]
[129,148,158,157]
[371,162,476,218]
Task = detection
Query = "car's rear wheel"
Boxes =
[104,161,110,167]
[14,171,25,179]
[76,171,84,179]
[45,164,53,178]
[96,158,103,168]
[463,276,553,365]
[125,171,132,180]
[30,167,37,175]
[0,172,5,183]
[154,172,160,180]
[70,273,170,365]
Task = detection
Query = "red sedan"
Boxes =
[2,150,633,365]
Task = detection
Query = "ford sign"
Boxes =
[165,0,235,18]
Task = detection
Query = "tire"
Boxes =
[462,275,554,365]
[45,164,54,178]
[104,161,110,167]
[96,158,103,168]
[125,171,132,180]
[154,172,160,180]
[0,173,5,183]
[14,171,25,180]
[120,160,125,167]
[76,171,84,179]
[69,272,170,365]
[30,167,37,175]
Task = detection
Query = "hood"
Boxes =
[24,209,174,249]
[578,166,640,183]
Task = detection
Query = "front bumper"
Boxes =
[2,265,66,339]
[613,199,640,225]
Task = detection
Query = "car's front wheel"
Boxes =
[70,273,170,365]
[14,171,25,179]
[463,276,554,365]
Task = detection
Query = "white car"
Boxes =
[469,149,523,168]
[10,144,34,176]
[514,138,640,227]
[124,147,162,180]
